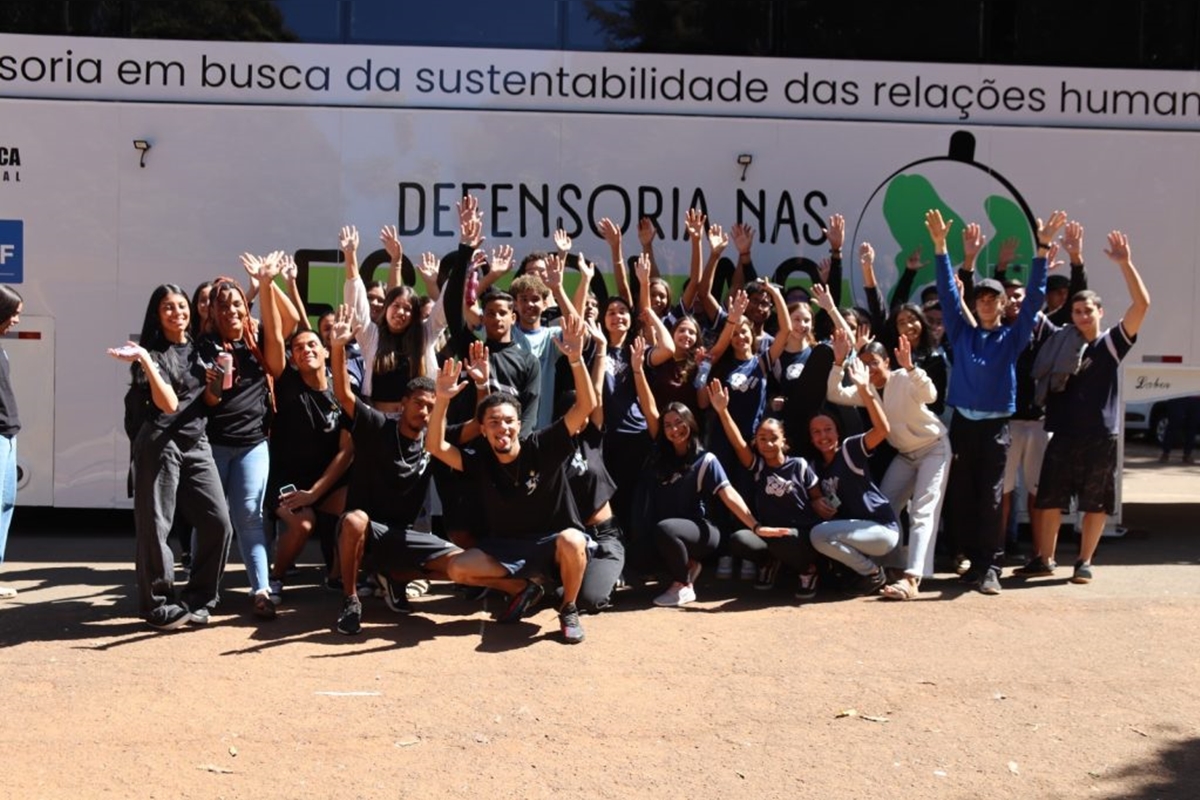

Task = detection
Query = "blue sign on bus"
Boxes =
[0,220,22,283]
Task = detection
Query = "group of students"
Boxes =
[108,196,1150,643]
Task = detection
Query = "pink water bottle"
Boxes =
[217,351,234,389]
[466,265,480,306]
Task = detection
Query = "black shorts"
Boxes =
[475,533,575,579]
[365,520,459,574]
[1034,433,1118,515]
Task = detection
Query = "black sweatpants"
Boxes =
[944,412,1010,574]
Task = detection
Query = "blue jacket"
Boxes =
[935,253,1046,414]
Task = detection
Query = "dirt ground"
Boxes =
[1,442,1197,800]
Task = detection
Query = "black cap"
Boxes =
[975,278,1004,296]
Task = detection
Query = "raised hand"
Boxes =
[707,223,728,255]
[637,217,656,249]
[894,333,913,371]
[546,253,566,289]
[1046,242,1065,271]
[577,253,596,284]
[552,313,586,362]
[380,225,403,263]
[1037,210,1069,245]
[634,252,652,285]
[859,241,875,268]
[846,357,870,389]
[731,223,755,256]
[905,245,928,272]
[240,252,264,279]
[1063,221,1084,262]
[259,250,283,281]
[490,244,514,275]
[280,254,298,284]
[417,252,440,283]
[1103,230,1132,264]
[458,195,483,247]
[997,236,1019,268]
[435,357,469,399]
[825,213,845,251]
[630,334,648,372]
[553,228,573,256]
[461,215,483,249]
[961,222,984,258]
[811,282,835,313]
[339,225,359,255]
[831,325,851,365]
[465,339,490,386]
[707,378,730,414]
[817,257,832,285]
[330,304,358,346]
[925,209,953,246]
[728,289,749,325]
[684,207,705,240]
[598,217,622,249]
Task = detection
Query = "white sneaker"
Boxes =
[653,583,697,607]
[0,585,16,599]
[716,556,734,579]
[405,579,431,599]
[739,559,757,580]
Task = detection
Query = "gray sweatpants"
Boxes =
[133,432,232,619]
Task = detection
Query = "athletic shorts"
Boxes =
[1034,434,1117,515]
[365,519,459,573]
[475,532,585,579]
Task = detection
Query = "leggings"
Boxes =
[728,527,818,573]
[654,518,720,584]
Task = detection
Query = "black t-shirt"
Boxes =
[268,367,347,490]
[142,341,209,446]
[346,399,432,527]
[459,419,581,540]
[198,336,269,447]
[0,344,19,436]
[565,421,617,521]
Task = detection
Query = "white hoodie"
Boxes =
[826,364,947,454]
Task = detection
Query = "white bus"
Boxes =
[3,15,1199,510]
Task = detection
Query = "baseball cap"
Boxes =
[975,278,1005,296]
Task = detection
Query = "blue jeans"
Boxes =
[810,519,899,576]
[211,440,270,594]
[0,435,15,565]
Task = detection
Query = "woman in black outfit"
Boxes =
[109,284,232,630]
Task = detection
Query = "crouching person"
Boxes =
[427,315,597,643]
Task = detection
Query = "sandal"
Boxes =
[880,578,920,601]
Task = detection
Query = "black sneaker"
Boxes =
[978,567,1002,595]
[1013,556,1057,578]
[496,581,544,623]
[754,559,780,591]
[795,570,819,600]
[852,569,887,596]
[187,607,211,626]
[960,566,986,585]
[1070,560,1094,584]
[558,602,585,644]
[146,604,190,631]
[336,596,363,635]
[375,573,413,614]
